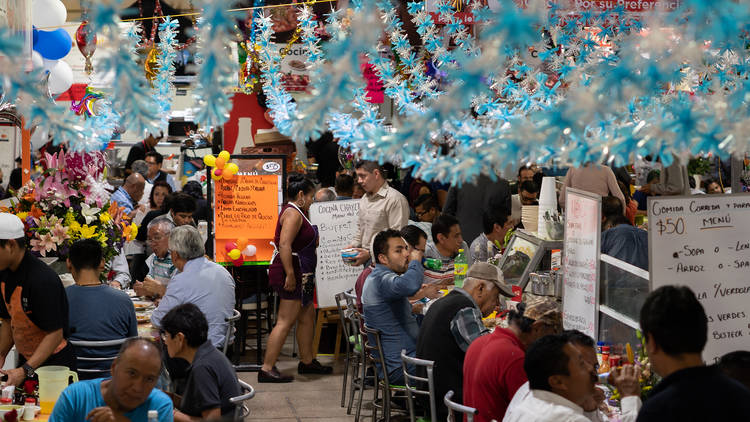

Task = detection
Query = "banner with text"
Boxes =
[562,188,602,339]
[214,174,282,264]
[649,194,750,363]
[310,199,361,308]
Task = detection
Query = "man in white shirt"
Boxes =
[507,330,642,422]
[348,161,409,266]
[503,334,597,422]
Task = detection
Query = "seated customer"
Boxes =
[134,217,177,298]
[151,225,235,348]
[601,214,649,270]
[502,334,597,422]
[636,286,750,421]
[65,239,138,379]
[362,229,424,385]
[463,298,562,422]
[49,338,172,421]
[424,214,470,285]
[470,208,514,265]
[136,192,197,245]
[161,303,241,421]
[718,351,750,391]
[409,194,440,247]
[417,262,515,421]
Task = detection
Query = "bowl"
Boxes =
[0,405,24,418]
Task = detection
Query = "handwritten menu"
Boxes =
[310,199,361,308]
[214,174,282,263]
[562,188,602,339]
[649,194,750,363]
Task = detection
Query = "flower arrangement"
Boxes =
[1,150,136,267]
[607,330,661,403]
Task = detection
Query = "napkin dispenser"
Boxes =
[529,271,563,297]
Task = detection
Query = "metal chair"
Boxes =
[400,350,436,422]
[229,379,255,421]
[349,311,373,422]
[69,338,130,379]
[343,290,366,416]
[444,390,478,422]
[223,309,242,355]
[335,290,353,408]
[363,323,409,422]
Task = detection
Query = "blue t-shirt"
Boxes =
[65,285,138,375]
[49,378,173,421]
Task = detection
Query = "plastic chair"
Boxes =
[229,379,255,421]
[223,309,242,355]
[69,338,130,379]
[444,390,478,422]
[400,350,436,422]
[363,323,408,422]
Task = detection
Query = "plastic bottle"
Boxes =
[148,410,158,422]
[600,345,611,374]
[454,249,467,288]
[423,257,443,271]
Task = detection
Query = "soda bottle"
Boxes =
[148,410,159,422]
[454,249,467,288]
[423,257,443,271]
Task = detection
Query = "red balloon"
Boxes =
[232,258,244,267]
[224,242,237,253]
[75,21,97,74]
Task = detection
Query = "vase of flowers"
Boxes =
[1,150,137,274]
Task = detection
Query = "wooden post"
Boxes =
[312,307,342,362]
[21,118,30,185]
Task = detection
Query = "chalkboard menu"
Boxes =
[562,188,602,339]
[310,199,361,308]
[649,194,750,363]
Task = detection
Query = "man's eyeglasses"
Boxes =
[148,236,165,243]
[415,209,431,218]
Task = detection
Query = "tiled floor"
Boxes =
[237,332,364,421]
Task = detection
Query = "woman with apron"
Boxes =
[259,175,333,382]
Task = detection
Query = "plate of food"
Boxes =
[133,301,153,311]
[136,314,151,324]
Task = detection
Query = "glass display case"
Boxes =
[497,230,563,289]
[598,254,650,345]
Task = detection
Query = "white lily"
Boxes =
[80,203,101,225]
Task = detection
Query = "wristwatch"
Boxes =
[21,363,34,378]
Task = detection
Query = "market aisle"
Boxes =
[238,336,356,421]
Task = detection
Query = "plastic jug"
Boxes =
[37,366,78,414]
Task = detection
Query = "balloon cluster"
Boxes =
[70,87,104,117]
[224,238,257,266]
[31,0,74,96]
[203,150,239,181]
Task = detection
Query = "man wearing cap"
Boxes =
[416,262,516,421]
[0,213,75,387]
[463,296,563,422]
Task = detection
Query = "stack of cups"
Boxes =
[537,177,558,240]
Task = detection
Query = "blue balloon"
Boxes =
[33,28,72,60]
[33,27,38,45]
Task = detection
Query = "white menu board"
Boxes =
[649,194,750,363]
[310,199,361,308]
[562,188,601,339]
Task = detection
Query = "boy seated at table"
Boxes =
[65,239,138,378]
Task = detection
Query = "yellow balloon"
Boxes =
[228,249,242,260]
[204,155,216,167]
[218,150,231,162]
[225,162,239,175]
[211,168,222,180]
[215,157,226,169]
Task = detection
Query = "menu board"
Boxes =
[562,188,601,339]
[310,199,361,308]
[214,174,282,264]
[649,194,750,363]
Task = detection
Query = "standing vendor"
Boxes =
[0,213,74,386]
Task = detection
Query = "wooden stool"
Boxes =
[312,307,343,361]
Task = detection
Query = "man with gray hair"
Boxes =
[314,187,336,202]
[416,262,516,421]
[133,217,177,298]
[150,225,235,348]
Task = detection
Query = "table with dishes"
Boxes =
[124,290,160,340]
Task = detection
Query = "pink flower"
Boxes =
[50,222,70,244]
[30,233,57,256]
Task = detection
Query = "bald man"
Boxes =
[315,187,336,202]
[112,173,146,218]
[50,338,173,421]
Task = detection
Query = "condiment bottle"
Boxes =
[600,345,611,374]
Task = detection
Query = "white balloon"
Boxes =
[31,51,44,69]
[48,60,73,95]
[30,127,49,150]
[42,58,57,73]
[242,245,257,257]
[32,0,67,29]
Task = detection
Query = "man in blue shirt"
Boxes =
[111,173,146,218]
[49,338,172,421]
[150,225,235,348]
[362,229,424,385]
[601,214,649,270]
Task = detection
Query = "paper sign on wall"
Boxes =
[562,188,601,339]
[214,174,282,264]
[310,199,361,308]
[649,194,750,364]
